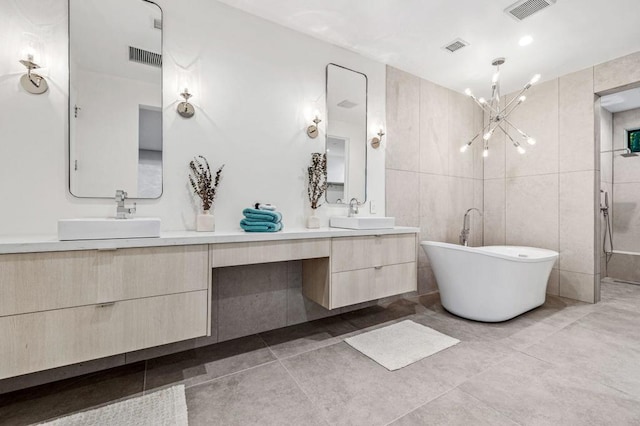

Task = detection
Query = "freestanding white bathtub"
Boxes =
[421,241,558,322]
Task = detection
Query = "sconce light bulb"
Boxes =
[464,88,472,97]
[517,146,526,154]
[483,147,489,158]
[479,97,486,104]
[460,144,469,153]
[483,130,493,141]
[21,44,36,63]
[529,74,541,85]
[519,95,527,103]
[527,137,536,145]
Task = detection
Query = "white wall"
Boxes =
[0,0,386,236]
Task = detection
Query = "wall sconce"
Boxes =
[177,88,195,118]
[19,53,48,95]
[307,111,321,139]
[371,129,385,149]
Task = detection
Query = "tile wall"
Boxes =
[385,66,484,294]
[483,68,598,302]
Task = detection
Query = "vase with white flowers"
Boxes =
[306,152,327,229]
[189,155,224,232]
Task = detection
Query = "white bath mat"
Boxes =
[345,320,460,371]
[40,385,188,426]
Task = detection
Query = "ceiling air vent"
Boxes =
[129,46,162,68]
[505,0,557,21]
[442,38,468,53]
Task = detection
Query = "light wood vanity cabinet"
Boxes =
[210,238,330,267]
[0,292,207,379]
[0,245,209,317]
[302,233,418,310]
[0,245,210,380]
[0,230,418,381]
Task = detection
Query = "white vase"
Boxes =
[196,210,215,232]
[306,211,320,229]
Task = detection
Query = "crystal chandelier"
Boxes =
[460,57,540,158]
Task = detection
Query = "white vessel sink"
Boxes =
[58,218,161,241]
[330,216,395,230]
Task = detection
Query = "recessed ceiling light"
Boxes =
[519,35,533,46]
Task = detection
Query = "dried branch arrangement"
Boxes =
[189,155,224,212]
[307,152,327,210]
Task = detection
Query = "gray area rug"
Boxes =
[40,385,188,426]
[345,320,460,370]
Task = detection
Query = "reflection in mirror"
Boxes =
[325,64,367,204]
[69,0,163,198]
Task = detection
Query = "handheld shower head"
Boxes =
[600,189,609,211]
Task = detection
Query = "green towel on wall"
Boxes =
[242,208,282,223]
[240,219,283,232]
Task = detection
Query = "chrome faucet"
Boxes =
[115,190,136,219]
[348,198,360,217]
[459,208,482,246]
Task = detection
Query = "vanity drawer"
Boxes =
[210,239,330,267]
[331,234,416,273]
[0,245,209,317]
[0,290,208,380]
[330,262,417,309]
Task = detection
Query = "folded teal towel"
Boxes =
[240,219,283,232]
[242,208,282,223]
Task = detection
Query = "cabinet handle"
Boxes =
[97,302,116,308]
[374,266,383,270]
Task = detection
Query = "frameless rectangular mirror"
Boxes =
[325,64,367,204]
[69,0,163,198]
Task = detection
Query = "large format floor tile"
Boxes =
[460,352,640,426]
[282,340,513,425]
[185,361,327,426]
[259,315,358,359]
[390,388,519,426]
[523,314,640,397]
[599,280,640,312]
[145,334,276,391]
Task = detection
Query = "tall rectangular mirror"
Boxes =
[325,64,367,204]
[69,0,163,198]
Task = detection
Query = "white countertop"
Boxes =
[0,227,420,254]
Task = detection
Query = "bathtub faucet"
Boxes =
[459,208,483,246]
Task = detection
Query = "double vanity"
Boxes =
[0,0,413,386]
[0,226,418,381]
